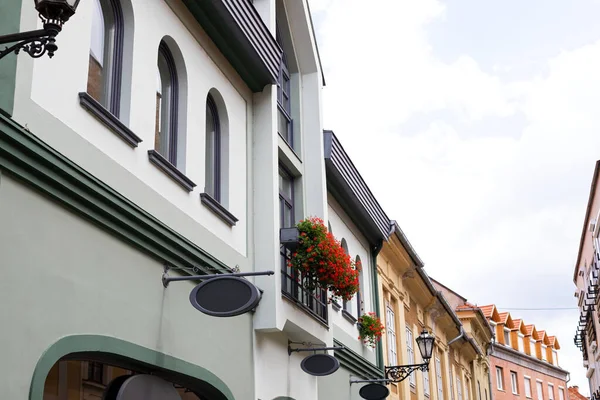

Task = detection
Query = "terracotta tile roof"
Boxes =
[498,312,510,323]
[456,302,478,311]
[511,319,522,329]
[569,386,589,400]
[548,336,556,345]
[524,324,535,336]
[535,330,546,341]
[479,305,495,318]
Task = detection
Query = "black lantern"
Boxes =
[384,330,436,383]
[416,330,435,362]
[0,0,80,60]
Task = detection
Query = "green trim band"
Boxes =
[29,335,235,400]
[333,339,383,379]
[0,113,230,274]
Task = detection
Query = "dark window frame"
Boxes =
[156,41,179,166]
[279,166,327,324]
[355,255,362,318]
[341,238,351,313]
[86,361,104,384]
[89,0,124,118]
[276,28,293,147]
[205,94,221,202]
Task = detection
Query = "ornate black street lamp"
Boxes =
[0,0,80,60]
[385,329,436,383]
[351,330,436,400]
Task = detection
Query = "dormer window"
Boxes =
[504,329,511,346]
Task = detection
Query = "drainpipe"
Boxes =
[487,342,494,400]
[448,326,465,346]
[371,239,384,372]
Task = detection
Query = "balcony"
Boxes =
[280,247,328,325]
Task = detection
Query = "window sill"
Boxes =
[78,92,142,147]
[332,300,341,311]
[147,150,196,192]
[200,193,238,226]
[278,132,302,161]
[342,310,357,325]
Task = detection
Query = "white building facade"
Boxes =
[0,0,336,398]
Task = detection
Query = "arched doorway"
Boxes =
[31,335,233,400]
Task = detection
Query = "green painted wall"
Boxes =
[0,0,21,115]
[0,173,254,399]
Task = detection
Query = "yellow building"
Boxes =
[377,221,490,400]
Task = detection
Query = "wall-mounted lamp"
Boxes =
[0,0,80,60]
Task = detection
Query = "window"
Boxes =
[496,367,504,390]
[450,367,455,400]
[552,350,558,366]
[436,358,444,400]
[386,305,397,365]
[341,239,351,313]
[155,42,179,165]
[406,327,415,386]
[86,361,104,384]
[424,369,431,397]
[279,167,327,322]
[276,28,292,147]
[525,377,532,398]
[278,167,294,228]
[205,94,221,201]
[504,329,511,347]
[465,379,470,400]
[537,381,544,400]
[548,384,554,400]
[519,335,525,352]
[457,377,463,400]
[88,0,124,116]
[510,371,518,394]
[558,388,565,400]
[530,339,537,356]
[355,255,363,317]
[542,345,547,361]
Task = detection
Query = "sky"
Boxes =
[309,0,600,394]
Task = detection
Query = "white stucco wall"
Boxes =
[327,194,377,364]
[13,0,251,257]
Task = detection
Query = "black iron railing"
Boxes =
[281,247,328,324]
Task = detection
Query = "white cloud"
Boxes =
[312,0,600,394]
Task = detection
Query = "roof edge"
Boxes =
[574,160,600,282]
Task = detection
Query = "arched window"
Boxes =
[328,221,333,234]
[355,255,363,317]
[204,91,229,207]
[340,239,351,313]
[155,41,179,165]
[205,94,220,201]
[88,0,124,116]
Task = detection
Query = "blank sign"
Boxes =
[189,276,261,317]
[114,375,181,400]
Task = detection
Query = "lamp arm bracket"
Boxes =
[0,25,61,60]
[384,362,430,383]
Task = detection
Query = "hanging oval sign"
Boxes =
[300,353,340,376]
[189,276,261,317]
[359,383,390,400]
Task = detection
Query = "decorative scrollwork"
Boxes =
[385,363,429,383]
[0,34,58,60]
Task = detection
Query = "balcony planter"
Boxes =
[357,312,384,348]
[286,217,360,301]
